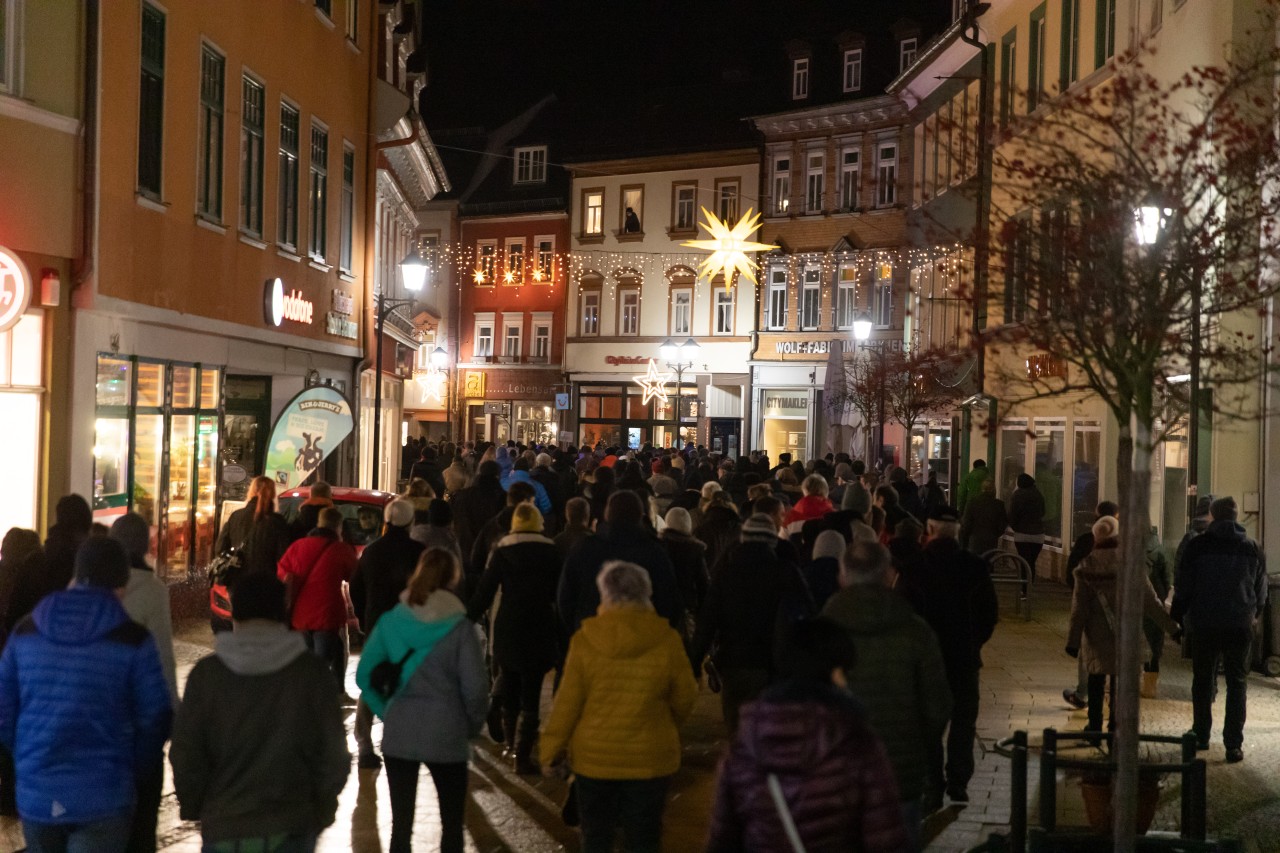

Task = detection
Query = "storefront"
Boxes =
[750,336,829,462]
[574,381,699,450]
[461,367,563,446]
[0,247,46,535]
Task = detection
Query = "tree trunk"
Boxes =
[1113,417,1153,853]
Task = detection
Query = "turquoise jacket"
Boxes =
[355,592,466,718]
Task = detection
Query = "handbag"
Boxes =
[766,773,807,853]
[207,549,244,587]
[369,647,416,701]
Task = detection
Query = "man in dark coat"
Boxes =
[657,507,709,639]
[467,482,537,596]
[959,477,1007,557]
[41,495,92,595]
[912,508,999,808]
[408,445,446,497]
[1172,496,1267,763]
[558,491,682,636]
[450,460,507,569]
[889,468,927,523]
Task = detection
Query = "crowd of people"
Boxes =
[0,437,1266,852]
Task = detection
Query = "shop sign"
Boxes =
[0,246,32,333]
[331,289,353,315]
[263,386,354,491]
[762,393,810,418]
[775,340,829,355]
[605,355,650,365]
[555,392,570,411]
[221,464,247,485]
[464,371,486,398]
[263,278,314,327]
[325,311,358,339]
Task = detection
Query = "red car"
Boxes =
[210,486,397,628]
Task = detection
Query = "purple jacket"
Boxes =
[707,681,909,853]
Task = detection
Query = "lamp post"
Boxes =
[659,337,700,447]
[853,313,889,468]
[371,246,429,492]
[431,345,450,442]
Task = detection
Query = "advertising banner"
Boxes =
[263,386,354,490]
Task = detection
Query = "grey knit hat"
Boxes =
[741,513,778,541]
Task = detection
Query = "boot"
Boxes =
[485,696,504,744]
[1141,671,1159,699]
[501,710,519,757]
[515,727,541,775]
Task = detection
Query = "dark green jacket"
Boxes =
[822,583,952,801]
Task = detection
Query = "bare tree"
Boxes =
[886,347,964,473]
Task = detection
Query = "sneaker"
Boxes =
[357,751,382,770]
[1226,748,1244,764]
[1062,689,1087,710]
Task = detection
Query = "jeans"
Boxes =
[354,698,375,757]
[23,814,133,853]
[1190,627,1252,749]
[575,775,669,853]
[302,629,346,690]
[383,756,468,853]
[718,667,770,734]
[127,753,165,852]
[201,833,318,853]
[499,667,547,744]
[1086,673,1116,731]
[928,665,980,793]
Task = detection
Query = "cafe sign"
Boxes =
[0,246,32,333]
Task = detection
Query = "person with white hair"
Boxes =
[659,507,709,640]
[540,561,697,853]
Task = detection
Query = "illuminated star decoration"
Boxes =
[681,207,778,291]
[416,367,446,402]
[632,359,671,406]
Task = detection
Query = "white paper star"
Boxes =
[681,207,778,289]
[632,359,671,406]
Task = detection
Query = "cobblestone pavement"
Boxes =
[2,583,1279,851]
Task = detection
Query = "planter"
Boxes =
[1079,774,1161,835]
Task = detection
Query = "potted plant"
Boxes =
[1077,746,1167,835]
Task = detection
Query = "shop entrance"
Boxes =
[709,418,741,458]
[223,375,272,501]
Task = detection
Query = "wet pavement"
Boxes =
[2,582,1280,851]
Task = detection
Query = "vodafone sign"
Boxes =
[0,247,31,333]
[263,278,314,327]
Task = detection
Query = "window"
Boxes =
[1000,29,1017,126]
[792,57,809,99]
[308,123,328,260]
[671,288,692,335]
[839,146,860,210]
[772,155,791,215]
[715,287,734,335]
[1039,205,1068,314]
[805,152,824,213]
[583,190,603,236]
[0,0,15,93]
[800,265,821,329]
[876,142,897,208]
[503,319,522,359]
[1033,419,1066,543]
[533,323,551,362]
[843,49,863,92]
[673,184,697,231]
[873,264,893,327]
[345,0,358,40]
[514,146,547,184]
[620,187,643,234]
[315,0,331,18]
[899,38,918,72]
[581,290,600,336]
[476,240,496,284]
[196,47,225,218]
[767,266,787,330]
[474,319,494,359]
[1143,0,1162,34]
[1004,215,1031,324]
[534,236,554,282]
[277,103,300,248]
[836,263,857,328]
[1060,0,1080,89]
[1095,0,1115,67]
[619,289,640,335]
[239,76,265,235]
[716,180,739,222]
[138,3,165,197]
[339,145,354,272]
[1028,5,1046,112]
[505,239,524,284]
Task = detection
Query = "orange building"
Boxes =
[70,0,376,576]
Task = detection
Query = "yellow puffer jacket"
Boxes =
[540,604,697,779]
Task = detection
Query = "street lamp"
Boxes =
[371,249,428,491]
[659,337,700,447]
[853,312,889,469]
[431,345,448,368]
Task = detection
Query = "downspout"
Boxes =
[359,0,381,488]
[72,0,99,296]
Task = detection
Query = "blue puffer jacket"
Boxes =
[501,469,552,515]
[0,587,172,824]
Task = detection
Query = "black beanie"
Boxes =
[230,571,288,623]
[74,537,130,589]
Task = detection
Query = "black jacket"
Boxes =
[1007,486,1046,536]
[409,458,446,497]
[349,526,425,632]
[959,494,1008,556]
[659,529,710,617]
[914,538,1000,671]
[450,477,507,567]
[558,522,683,635]
[467,507,517,596]
[696,505,742,574]
[1172,520,1267,634]
[469,533,562,672]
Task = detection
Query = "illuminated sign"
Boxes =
[263,278,314,327]
[605,355,650,365]
[0,246,32,333]
[632,359,671,406]
[775,340,829,355]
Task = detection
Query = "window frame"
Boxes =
[533,235,554,283]
[196,44,226,220]
[137,2,166,199]
[714,286,734,336]
[307,120,329,261]
[581,287,601,337]
[1000,28,1018,127]
[531,315,552,363]
[239,73,265,237]
[619,185,644,235]
[581,188,605,237]
[513,145,548,184]
[1003,213,1032,325]
[842,48,863,93]
[771,153,791,215]
[672,182,698,232]
[805,150,825,214]
[277,100,301,250]
[618,286,641,336]
[1060,0,1080,89]
[766,266,788,330]
[715,179,740,223]
[836,263,857,329]
[473,314,495,360]
[876,140,898,208]
[504,238,525,285]
[0,0,19,94]
[315,0,332,19]
[792,57,809,99]
[873,264,893,328]
[475,239,497,286]
[1028,4,1047,113]
[799,264,821,330]
[345,0,358,41]
[502,314,523,360]
[839,144,860,211]
[339,143,354,273]
[899,37,918,73]
[1095,0,1115,68]
[670,286,693,336]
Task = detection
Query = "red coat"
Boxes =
[277,531,357,631]
[783,495,835,538]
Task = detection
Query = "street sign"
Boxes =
[483,401,505,415]
[555,392,570,411]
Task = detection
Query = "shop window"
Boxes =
[1034,419,1066,544]
[197,45,225,221]
[800,265,821,329]
[767,266,788,329]
[171,364,197,408]
[308,123,328,261]
[715,288,734,335]
[138,3,166,198]
[999,421,1028,498]
[240,75,265,236]
[1071,422,1101,543]
[278,103,300,249]
[0,311,43,534]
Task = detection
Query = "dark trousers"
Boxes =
[302,628,346,690]
[1014,542,1042,596]
[927,665,980,793]
[201,833,317,853]
[719,667,770,734]
[1143,617,1166,672]
[126,753,164,852]
[1086,673,1116,731]
[1190,628,1252,749]
[576,774,670,853]
[23,814,133,853]
[499,667,548,743]
[0,744,14,815]
[384,756,468,853]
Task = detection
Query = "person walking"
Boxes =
[277,506,359,692]
[1171,497,1267,762]
[170,571,349,853]
[357,549,489,853]
[1142,523,1173,698]
[782,474,836,539]
[1060,500,1120,709]
[658,507,709,640]
[41,495,93,594]
[409,498,464,567]
[959,477,1007,558]
[0,537,172,853]
[822,540,951,850]
[1007,473,1046,592]
[1067,516,1178,734]
[801,528,846,612]
[694,492,742,573]
[291,481,335,539]
[706,618,908,853]
[540,561,698,853]
[468,503,562,774]
[955,459,990,514]
[555,497,593,562]
[217,476,294,576]
[450,460,508,570]
[841,460,873,515]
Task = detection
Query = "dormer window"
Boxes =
[514,146,547,184]
[899,38,918,73]
[792,58,810,99]
[843,49,863,92]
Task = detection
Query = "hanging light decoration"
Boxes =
[631,358,671,405]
